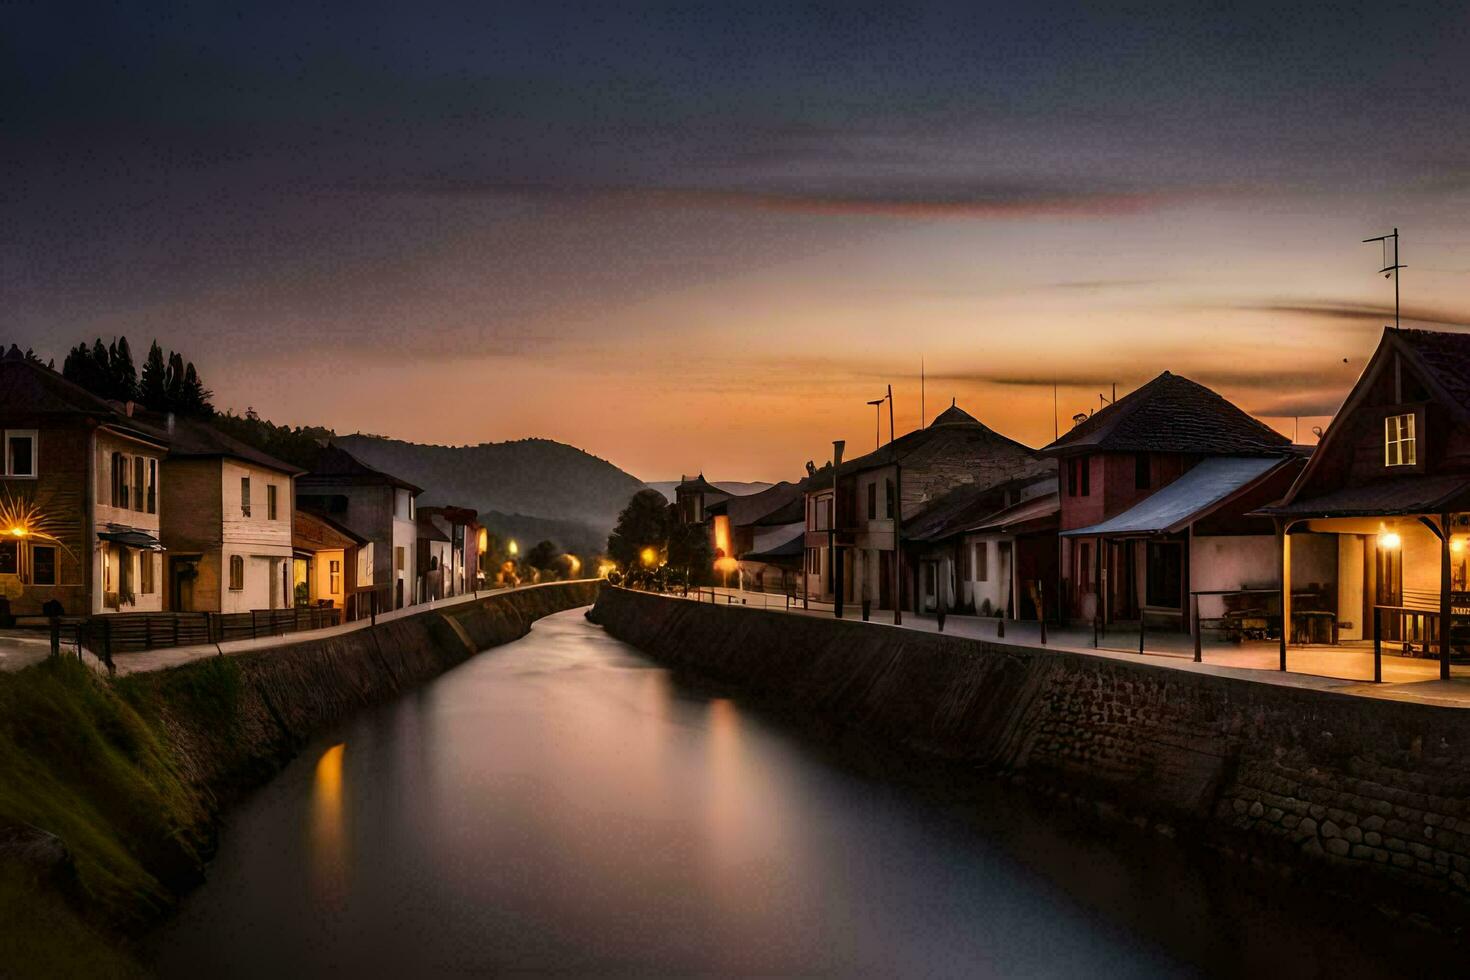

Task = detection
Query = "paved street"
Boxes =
[698,587,1470,708]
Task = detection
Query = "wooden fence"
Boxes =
[73,606,343,660]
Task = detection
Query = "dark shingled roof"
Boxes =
[147,414,304,476]
[1258,473,1470,519]
[838,402,1040,477]
[299,443,424,494]
[1043,371,1291,458]
[0,352,168,446]
[902,473,1056,542]
[676,473,722,494]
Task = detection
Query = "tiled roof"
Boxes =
[146,414,304,475]
[960,491,1061,536]
[0,354,168,445]
[299,443,424,494]
[929,401,980,426]
[1258,473,1470,519]
[1391,328,1470,420]
[838,403,1039,477]
[903,473,1056,542]
[1043,371,1291,457]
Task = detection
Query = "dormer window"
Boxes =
[1384,413,1416,467]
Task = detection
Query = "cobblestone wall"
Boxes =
[589,586,1470,926]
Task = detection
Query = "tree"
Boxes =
[139,341,168,410]
[165,351,186,407]
[525,539,561,573]
[607,489,673,570]
[178,361,213,415]
[109,335,137,401]
[668,520,716,586]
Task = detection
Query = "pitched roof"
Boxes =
[676,473,723,494]
[147,414,304,476]
[740,528,805,563]
[293,508,368,548]
[1386,327,1470,424]
[416,512,452,542]
[298,443,423,494]
[837,402,1039,478]
[960,491,1061,537]
[1063,456,1287,537]
[0,353,168,446]
[1260,473,1470,519]
[902,473,1056,542]
[1043,371,1291,457]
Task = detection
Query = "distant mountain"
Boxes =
[644,480,774,503]
[335,435,645,553]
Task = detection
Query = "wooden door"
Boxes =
[1376,545,1403,640]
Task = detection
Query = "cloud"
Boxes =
[1237,301,1470,330]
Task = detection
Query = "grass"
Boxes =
[0,655,224,976]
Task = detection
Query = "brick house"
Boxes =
[1044,371,1302,631]
[0,350,169,617]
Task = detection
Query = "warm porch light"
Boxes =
[567,555,581,574]
[640,547,657,566]
[507,540,519,556]
[1379,531,1402,549]
[1453,538,1465,555]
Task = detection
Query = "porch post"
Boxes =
[1276,519,1291,671]
[1441,512,1452,681]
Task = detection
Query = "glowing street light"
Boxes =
[640,547,657,567]
[507,540,519,557]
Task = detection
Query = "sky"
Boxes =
[7,1,1470,481]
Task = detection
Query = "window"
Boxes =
[959,543,971,579]
[1385,413,1416,467]
[976,541,989,582]
[1134,453,1151,490]
[267,484,278,521]
[1067,456,1090,497]
[139,553,154,594]
[229,554,244,590]
[885,478,895,517]
[240,477,252,517]
[395,546,405,572]
[5,431,36,477]
[867,482,877,519]
[133,456,145,512]
[111,452,128,509]
[31,545,57,585]
[146,458,157,514]
[0,540,17,575]
[329,560,341,594]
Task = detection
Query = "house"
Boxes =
[901,480,1060,619]
[804,400,1054,613]
[0,350,169,617]
[705,477,811,594]
[153,415,305,614]
[292,508,368,617]
[417,505,479,597]
[1043,371,1302,632]
[1260,328,1470,677]
[297,444,422,611]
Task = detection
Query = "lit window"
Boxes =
[1385,413,1416,467]
[329,559,341,594]
[229,554,244,590]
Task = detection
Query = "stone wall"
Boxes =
[588,585,1470,927]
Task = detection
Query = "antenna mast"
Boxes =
[1362,227,1406,328]
[920,356,926,427]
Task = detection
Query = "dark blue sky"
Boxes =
[6,2,1470,476]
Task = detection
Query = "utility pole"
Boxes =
[886,383,895,444]
[832,440,845,620]
[1362,227,1406,327]
[867,397,884,451]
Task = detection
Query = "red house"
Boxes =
[1044,372,1301,631]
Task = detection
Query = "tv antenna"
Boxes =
[1362,227,1406,327]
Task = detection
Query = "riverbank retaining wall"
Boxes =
[589,586,1470,928]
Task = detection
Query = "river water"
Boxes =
[146,608,1444,977]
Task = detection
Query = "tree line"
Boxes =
[60,336,213,416]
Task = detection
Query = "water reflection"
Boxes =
[148,610,1453,978]
[310,743,346,902]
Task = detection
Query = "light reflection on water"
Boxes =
[147,609,1443,978]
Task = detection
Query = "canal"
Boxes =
[147,608,1443,977]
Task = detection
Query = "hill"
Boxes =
[335,435,645,553]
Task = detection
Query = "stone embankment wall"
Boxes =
[589,586,1470,927]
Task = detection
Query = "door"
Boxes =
[1376,544,1403,640]
[169,557,197,612]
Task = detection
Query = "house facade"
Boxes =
[292,508,365,615]
[297,444,421,610]
[155,416,303,613]
[1044,371,1301,632]
[706,478,809,594]
[805,401,1053,613]
[1262,328,1470,677]
[0,351,169,618]
[418,505,479,598]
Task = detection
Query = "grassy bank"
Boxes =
[0,655,218,977]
